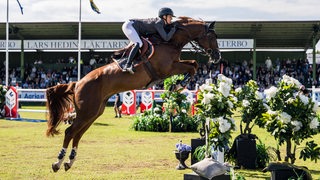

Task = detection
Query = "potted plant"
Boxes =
[258,75,320,179]
[195,74,237,161]
[228,80,268,169]
[174,140,192,170]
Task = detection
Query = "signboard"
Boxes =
[0,40,21,49]
[0,39,254,50]
[5,87,18,118]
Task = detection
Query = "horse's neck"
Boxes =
[173,25,204,48]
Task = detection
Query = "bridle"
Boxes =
[179,23,221,63]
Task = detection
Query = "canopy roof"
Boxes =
[1,21,319,50]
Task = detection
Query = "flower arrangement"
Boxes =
[258,74,320,164]
[234,80,267,134]
[195,74,237,152]
[175,140,192,152]
[132,75,198,132]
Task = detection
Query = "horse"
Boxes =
[46,17,221,172]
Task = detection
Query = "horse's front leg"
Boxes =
[168,60,198,76]
[168,60,198,88]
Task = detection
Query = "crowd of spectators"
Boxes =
[1,56,319,91]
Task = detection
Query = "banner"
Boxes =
[0,39,254,50]
[5,87,18,118]
[121,90,136,115]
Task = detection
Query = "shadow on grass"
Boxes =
[310,169,320,175]
[93,122,111,126]
[236,169,271,179]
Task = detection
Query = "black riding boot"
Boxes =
[123,43,140,74]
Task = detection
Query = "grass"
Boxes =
[0,106,319,180]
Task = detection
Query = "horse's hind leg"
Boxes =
[63,120,94,171]
[51,126,74,172]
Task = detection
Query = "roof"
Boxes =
[1,21,319,50]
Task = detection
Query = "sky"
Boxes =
[0,0,319,49]
[1,0,319,22]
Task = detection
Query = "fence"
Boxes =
[15,86,320,115]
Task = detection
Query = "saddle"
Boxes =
[112,37,154,70]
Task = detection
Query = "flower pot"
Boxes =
[271,169,308,180]
[175,151,191,170]
[228,134,257,169]
[263,162,312,180]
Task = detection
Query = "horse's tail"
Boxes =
[46,82,76,137]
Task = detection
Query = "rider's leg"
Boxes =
[123,42,140,74]
[122,20,142,74]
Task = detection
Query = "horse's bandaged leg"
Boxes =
[64,147,77,171]
[52,148,66,172]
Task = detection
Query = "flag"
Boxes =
[90,0,101,14]
[16,0,23,14]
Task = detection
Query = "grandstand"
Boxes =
[0,21,320,88]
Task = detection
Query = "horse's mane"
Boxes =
[175,16,205,25]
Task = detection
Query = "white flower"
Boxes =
[291,120,303,132]
[279,112,292,124]
[202,92,214,105]
[181,109,187,113]
[282,75,301,88]
[298,94,309,105]
[232,96,238,103]
[267,109,277,115]
[264,86,278,100]
[242,100,250,107]
[255,91,264,100]
[309,117,320,129]
[218,117,231,133]
[218,82,231,97]
[227,100,233,109]
[235,87,242,93]
[218,74,233,86]
[199,84,213,92]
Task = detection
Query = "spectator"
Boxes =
[114,93,122,118]
[265,57,272,71]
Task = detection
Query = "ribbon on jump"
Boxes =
[90,0,101,14]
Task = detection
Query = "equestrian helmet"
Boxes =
[158,7,175,18]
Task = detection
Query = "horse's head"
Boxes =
[174,18,221,64]
[194,21,221,64]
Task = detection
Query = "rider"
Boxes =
[122,7,177,74]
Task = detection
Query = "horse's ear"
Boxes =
[208,21,216,30]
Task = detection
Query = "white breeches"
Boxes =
[122,20,143,48]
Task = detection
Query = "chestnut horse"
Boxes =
[46,17,220,172]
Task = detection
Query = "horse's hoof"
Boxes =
[64,162,71,171]
[52,163,60,172]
